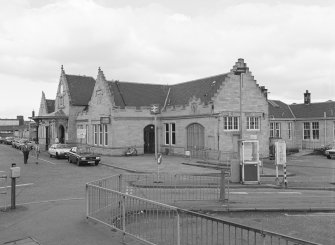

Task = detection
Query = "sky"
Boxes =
[0,0,334,120]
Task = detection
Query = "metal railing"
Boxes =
[86,174,321,245]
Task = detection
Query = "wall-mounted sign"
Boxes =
[100,117,111,124]
[77,129,86,139]
[150,104,160,114]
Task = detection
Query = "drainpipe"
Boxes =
[324,112,327,145]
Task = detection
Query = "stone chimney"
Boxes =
[304,90,311,104]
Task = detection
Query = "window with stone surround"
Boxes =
[165,123,176,145]
[304,122,319,140]
[246,117,260,130]
[223,116,239,131]
[103,124,108,146]
[270,122,281,138]
[93,125,98,145]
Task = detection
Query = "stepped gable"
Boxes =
[46,99,55,113]
[108,81,168,108]
[289,101,335,118]
[65,74,96,106]
[268,100,295,119]
[168,73,228,106]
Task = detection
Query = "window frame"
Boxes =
[246,117,260,130]
[164,123,176,145]
[223,116,239,131]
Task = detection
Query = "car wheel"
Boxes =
[68,157,71,163]
[327,155,331,159]
[49,154,52,158]
[76,158,81,166]
[56,153,59,159]
[95,161,99,166]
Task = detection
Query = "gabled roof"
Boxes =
[107,73,228,108]
[168,73,228,106]
[290,101,335,118]
[65,75,96,106]
[46,99,55,113]
[268,100,295,119]
[108,81,168,108]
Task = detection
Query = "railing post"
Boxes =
[122,195,126,242]
[177,211,181,245]
[85,184,89,218]
[118,174,123,193]
[219,169,225,202]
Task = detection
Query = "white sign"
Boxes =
[77,129,86,139]
[275,141,286,165]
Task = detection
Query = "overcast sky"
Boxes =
[0,0,334,120]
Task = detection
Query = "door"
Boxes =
[45,126,50,151]
[144,125,155,153]
[187,123,204,150]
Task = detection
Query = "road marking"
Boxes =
[284,213,335,217]
[277,192,302,194]
[230,192,248,195]
[0,183,34,189]
[18,197,85,205]
[38,157,56,165]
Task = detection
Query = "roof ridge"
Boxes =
[107,80,169,86]
[174,73,229,85]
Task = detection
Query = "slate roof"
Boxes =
[168,74,228,106]
[46,99,55,113]
[290,101,335,118]
[269,100,335,119]
[108,81,168,108]
[66,75,96,106]
[268,100,295,119]
[107,73,228,108]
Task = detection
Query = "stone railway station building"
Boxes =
[32,59,335,158]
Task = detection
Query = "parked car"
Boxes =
[48,144,72,159]
[17,139,29,150]
[325,145,335,159]
[67,146,101,166]
[0,136,3,144]
[4,137,14,145]
[11,138,21,148]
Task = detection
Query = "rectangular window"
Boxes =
[86,125,89,144]
[288,122,292,140]
[165,123,169,145]
[246,117,260,130]
[303,122,310,139]
[312,122,319,140]
[104,124,108,146]
[99,124,103,145]
[223,116,239,131]
[93,125,98,145]
[171,123,176,145]
[270,122,281,138]
[165,123,176,145]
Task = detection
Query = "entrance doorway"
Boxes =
[58,125,65,143]
[144,124,155,153]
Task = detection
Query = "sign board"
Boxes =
[100,117,110,124]
[275,141,286,165]
[157,153,162,165]
[150,104,160,114]
[77,129,86,139]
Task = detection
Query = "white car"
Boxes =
[48,144,72,159]
[325,148,335,159]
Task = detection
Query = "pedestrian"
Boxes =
[22,142,31,164]
[34,142,40,164]
[55,137,59,144]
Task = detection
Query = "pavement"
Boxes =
[1,150,335,245]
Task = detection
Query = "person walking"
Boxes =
[34,142,40,164]
[22,142,30,164]
[55,137,59,144]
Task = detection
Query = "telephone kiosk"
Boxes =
[239,140,260,184]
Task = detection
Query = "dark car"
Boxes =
[4,137,14,145]
[67,146,101,166]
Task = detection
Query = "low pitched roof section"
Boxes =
[290,101,335,118]
[268,100,295,119]
[66,75,96,106]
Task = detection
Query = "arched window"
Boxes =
[187,123,204,150]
